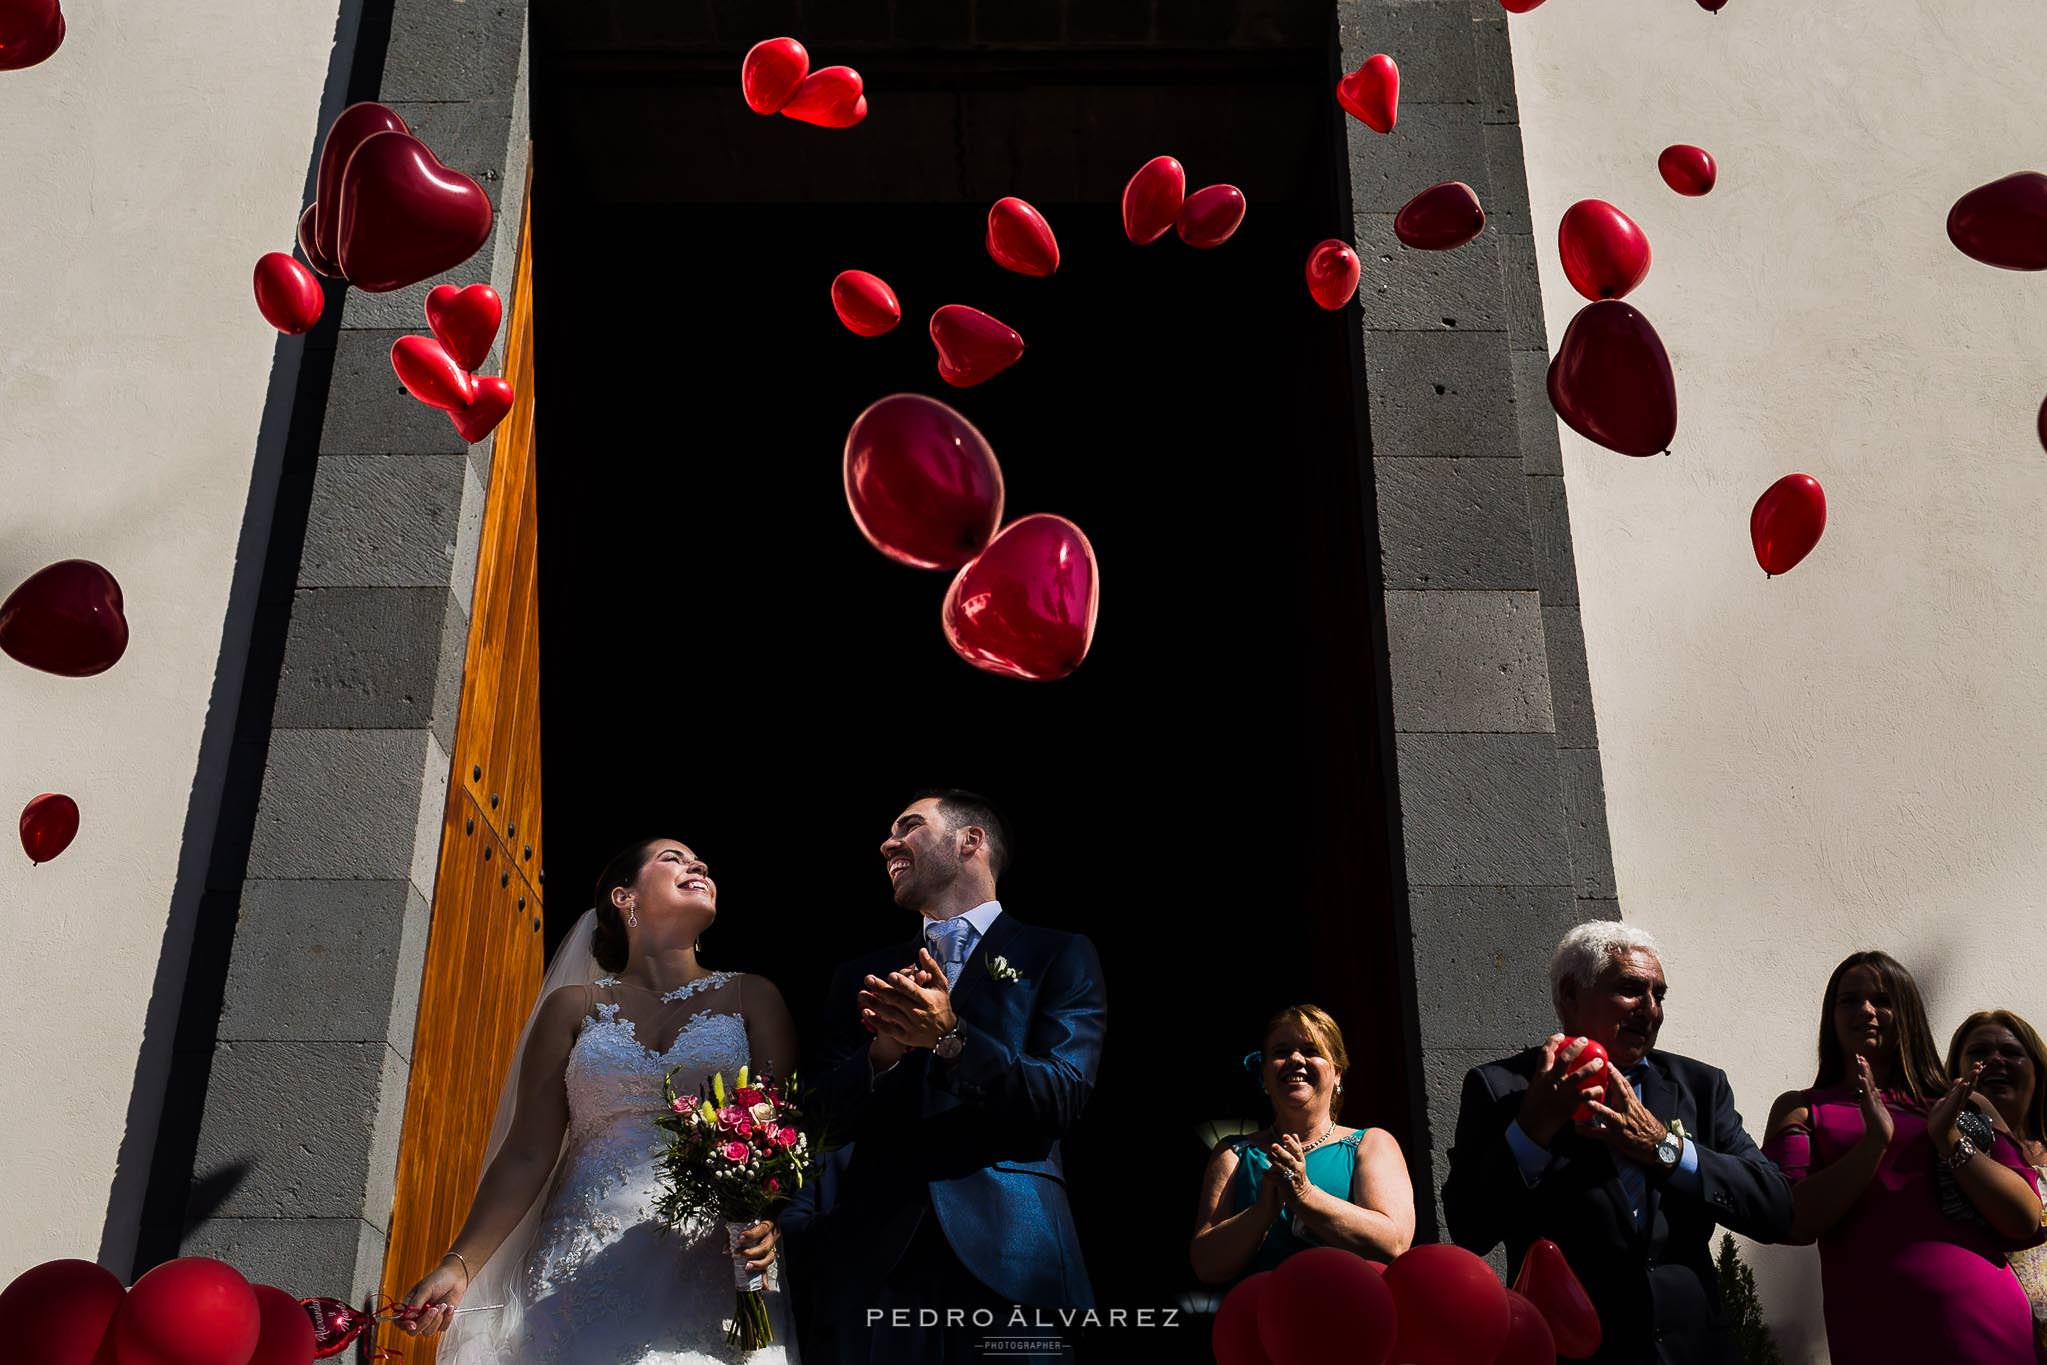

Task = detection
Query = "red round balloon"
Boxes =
[942,514,1099,681]
[843,394,1005,570]
[312,103,410,268]
[1395,182,1486,251]
[0,2,64,71]
[1947,172,2047,271]
[253,253,324,335]
[2037,393,2046,454]
[1305,239,1361,310]
[1122,155,1186,245]
[741,37,808,115]
[1512,1238,1602,1358]
[425,283,502,372]
[832,271,901,336]
[780,66,865,128]
[296,204,340,277]
[450,376,515,445]
[21,792,80,864]
[1569,1037,1610,1122]
[0,559,129,676]
[1258,1247,1398,1365]
[1177,184,1247,249]
[930,305,1025,387]
[336,131,494,293]
[390,335,476,412]
[986,197,1060,277]
[0,1258,124,1365]
[1751,473,1826,576]
[1383,1244,1511,1365]
[1658,144,1717,197]
[1558,200,1651,301]
[1546,300,1677,457]
[1497,1290,1560,1365]
[1336,54,1399,134]
[1211,1271,1273,1365]
[247,1287,315,1365]
[116,1258,260,1365]
[1697,0,1727,10]
[1500,0,1546,12]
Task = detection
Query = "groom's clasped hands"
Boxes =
[859,947,956,1065]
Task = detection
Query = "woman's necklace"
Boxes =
[1283,1119,1338,1153]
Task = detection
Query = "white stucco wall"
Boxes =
[0,0,345,1276]
[1511,1,2047,1356]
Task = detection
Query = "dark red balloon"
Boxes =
[1177,185,1247,249]
[1336,54,1398,134]
[451,376,516,445]
[296,204,340,277]
[1395,181,1486,250]
[1751,473,1826,576]
[1500,0,1546,12]
[781,66,865,128]
[253,253,324,335]
[832,270,901,336]
[390,335,475,412]
[1211,1272,1273,1365]
[298,1299,371,1361]
[247,1286,315,1365]
[1570,1037,1610,1122]
[1497,1291,1560,1365]
[1559,200,1651,301]
[313,102,410,268]
[0,559,128,676]
[1305,239,1361,310]
[1547,300,1677,457]
[1122,155,1186,245]
[930,305,1025,387]
[2038,393,2046,453]
[741,36,808,114]
[0,1258,123,1365]
[1384,1244,1511,1365]
[1697,0,1727,10]
[1658,144,1717,196]
[942,515,1099,681]
[116,1258,260,1365]
[1947,172,2047,271]
[986,197,1059,277]
[0,2,63,71]
[1512,1239,1602,1358]
[336,131,494,293]
[425,283,502,371]
[1258,1247,1397,1365]
[843,394,1004,570]
[21,792,79,864]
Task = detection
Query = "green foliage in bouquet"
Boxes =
[1715,1233,1784,1365]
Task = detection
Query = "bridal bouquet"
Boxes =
[653,1065,812,1352]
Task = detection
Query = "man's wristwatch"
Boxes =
[932,1026,965,1061]
[1652,1127,1683,1173]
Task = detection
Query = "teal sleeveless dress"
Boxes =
[1227,1130,1367,1277]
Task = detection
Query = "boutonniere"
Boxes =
[1669,1119,1690,1142]
[983,954,1022,984]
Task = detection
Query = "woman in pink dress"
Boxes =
[1763,951,2045,1363]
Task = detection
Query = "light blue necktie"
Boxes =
[927,917,975,989]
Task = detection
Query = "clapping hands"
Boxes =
[859,950,958,1061]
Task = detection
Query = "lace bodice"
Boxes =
[565,974,750,1147]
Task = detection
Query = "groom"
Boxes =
[797,789,1107,1365]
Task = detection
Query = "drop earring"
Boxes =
[626,901,638,928]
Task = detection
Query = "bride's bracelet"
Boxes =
[443,1250,474,1285]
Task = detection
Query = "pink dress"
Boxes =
[1764,1084,2042,1363]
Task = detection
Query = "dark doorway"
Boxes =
[531,14,1411,1358]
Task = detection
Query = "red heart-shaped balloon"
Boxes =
[313,102,410,268]
[299,1298,372,1361]
[831,270,901,336]
[1751,473,1826,576]
[0,2,63,71]
[930,305,1024,387]
[1512,1239,1602,1358]
[1948,171,2047,271]
[1336,54,1399,134]
[986,197,1060,277]
[254,252,325,335]
[942,515,1099,681]
[450,376,516,444]
[1122,155,1186,245]
[741,36,808,115]
[1305,239,1361,310]
[1657,144,1717,197]
[337,130,495,293]
[1177,184,1247,249]
[0,560,128,677]
[1497,1291,1559,1365]
[1569,1037,1610,1121]
[781,66,865,128]
[843,393,1005,570]
[391,335,476,412]
[297,203,340,276]
[19,794,77,864]
[426,283,503,371]
[1396,181,1486,250]
[1558,199,1651,301]
[1547,300,1677,457]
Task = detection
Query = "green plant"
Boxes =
[1715,1233,1784,1365]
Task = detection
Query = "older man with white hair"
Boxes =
[1443,921,1792,1365]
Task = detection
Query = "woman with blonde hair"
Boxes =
[1950,1009,2047,1359]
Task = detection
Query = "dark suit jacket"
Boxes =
[1442,1047,1793,1365]
[802,911,1107,1310]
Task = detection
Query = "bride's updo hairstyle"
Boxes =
[590,837,666,973]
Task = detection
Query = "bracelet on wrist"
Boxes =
[443,1250,474,1284]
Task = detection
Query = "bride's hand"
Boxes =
[736,1220,780,1274]
[400,1255,471,1336]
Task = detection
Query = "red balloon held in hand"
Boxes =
[1658,144,1717,196]
[0,1258,124,1365]
[248,1285,316,1365]
[831,271,901,336]
[253,253,324,335]
[843,394,1004,570]
[986,198,1060,277]
[21,793,80,864]
[1305,240,1360,310]
[1257,1247,1397,1365]
[741,37,808,114]
[0,0,65,72]
[312,102,410,267]
[1569,1037,1610,1121]
[0,559,129,676]
[299,1298,373,1361]
[426,283,502,371]
[1750,474,1826,576]
[1395,182,1486,250]
[391,335,476,412]
[942,515,1099,682]
[1178,185,1247,248]
[1384,1243,1511,1365]
[1336,54,1399,134]
[1211,1271,1273,1365]
[336,131,495,293]
[1497,1290,1560,1365]
[296,204,340,277]
[1947,172,2047,271]
[930,305,1025,387]
[1547,300,1677,457]
[450,376,516,445]
[1558,200,1651,301]
[1512,1239,1602,1358]
[781,66,865,128]
[117,1258,260,1365]
[1122,155,1186,245]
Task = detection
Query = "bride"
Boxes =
[400,837,802,1362]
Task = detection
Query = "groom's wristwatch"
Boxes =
[1652,1127,1683,1174]
[932,1026,965,1061]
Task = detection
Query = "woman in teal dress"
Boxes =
[1191,1004,1416,1282]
